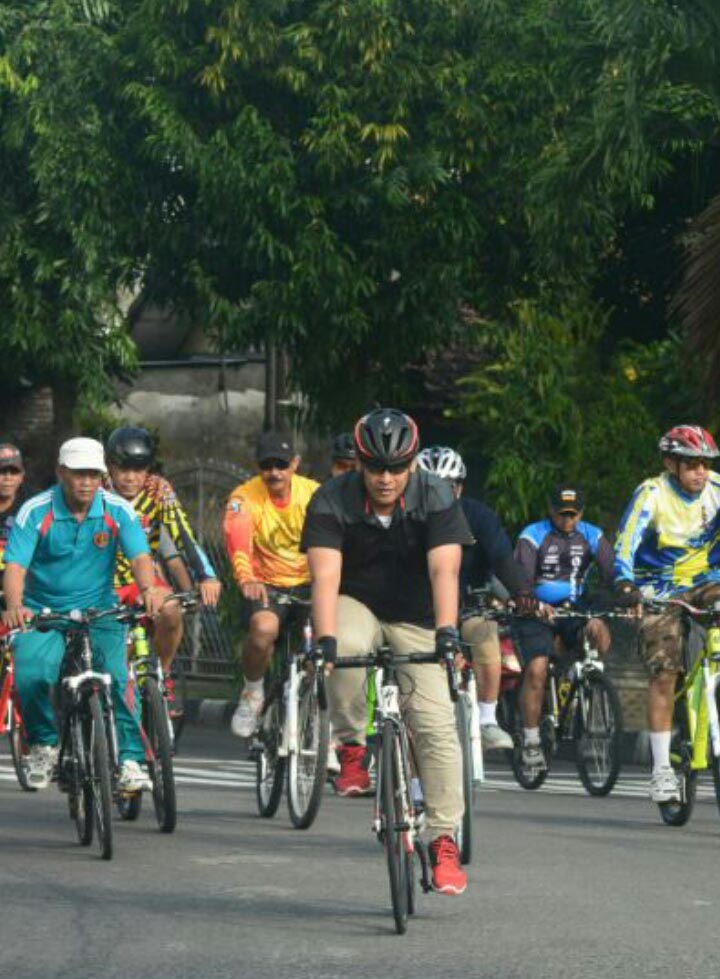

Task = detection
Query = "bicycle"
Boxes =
[253,591,329,829]
[643,597,720,827]
[116,592,198,832]
[0,626,34,791]
[483,603,626,795]
[334,644,459,935]
[454,656,482,866]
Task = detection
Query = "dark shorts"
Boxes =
[243,584,311,629]
[512,616,585,664]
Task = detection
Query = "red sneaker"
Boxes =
[334,745,372,797]
[429,836,467,895]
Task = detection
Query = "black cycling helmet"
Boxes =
[331,432,357,462]
[354,408,419,467]
[106,426,155,468]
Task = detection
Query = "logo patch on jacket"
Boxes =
[94,531,110,549]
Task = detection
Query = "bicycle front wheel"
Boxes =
[287,672,330,829]
[574,672,623,796]
[455,693,474,865]
[660,692,696,827]
[255,692,285,818]
[144,677,177,833]
[380,719,409,935]
[9,702,35,793]
[88,691,114,860]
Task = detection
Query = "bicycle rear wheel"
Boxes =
[380,719,409,935]
[455,693,474,865]
[287,672,330,829]
[9,701,35,793]
[574,671,623,796]
[255,690,286,818]
[144,677,177,833]
[660,692,696,827]
[88,691,114,860]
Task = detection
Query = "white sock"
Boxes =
[523,727,540,745]
[478,701,497,726]
[242,678,263,696]
[411,777,424,805]
[650,731,671,773]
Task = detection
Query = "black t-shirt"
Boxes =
[301,469,473,625]
[0,487,31,588]
[459,496,529,597]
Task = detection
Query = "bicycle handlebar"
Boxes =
[333,648,459,702]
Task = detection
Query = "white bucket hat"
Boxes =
[58,437,107,473]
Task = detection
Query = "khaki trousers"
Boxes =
[460,615,500,668]
[329,595,463,839]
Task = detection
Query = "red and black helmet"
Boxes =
[354,408,419,467]
[658,425,720,459]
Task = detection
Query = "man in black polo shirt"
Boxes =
[301,408,473,896]
[0,443,30,597]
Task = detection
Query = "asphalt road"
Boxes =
[1,727,719,979]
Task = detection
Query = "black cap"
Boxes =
[256,431,295,464]
[0,443,24,471]
[331,432,356,461]
[550,483,585,513]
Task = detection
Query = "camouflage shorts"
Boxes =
[639,582,720,677]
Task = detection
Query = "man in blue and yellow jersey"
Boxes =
[224,432,319,737]
[615,425,720,804]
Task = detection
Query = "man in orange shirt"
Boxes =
[224,432,320,736]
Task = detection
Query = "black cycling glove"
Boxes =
[613,581,642,607]
[511,590,539,616]
[316,635,338,665]
[435,626,460,661]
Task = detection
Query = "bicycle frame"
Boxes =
[278,617,314,760]
[675,624,720,771]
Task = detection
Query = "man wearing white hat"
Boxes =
[2,437,165,790]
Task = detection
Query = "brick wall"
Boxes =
[0,386,55,488]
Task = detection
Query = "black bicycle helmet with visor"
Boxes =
[354,408,419,470]
[106,426,155,469]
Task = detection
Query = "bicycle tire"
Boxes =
[88,691,114,860]
[255,692,286,818]
[574,671,623,797]
[9,702,36,793]
[455,693,474,865]
[381,719,408,935]
[287,672,330,829]
[659,691,696,827]
[144,677,177,833]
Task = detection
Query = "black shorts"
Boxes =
[243,584,311,629]
[512,616,585,664]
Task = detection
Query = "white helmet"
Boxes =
[416,445,467,481]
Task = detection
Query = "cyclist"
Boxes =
[416,446,536,751]
[615,425,720,802]
[106,427,221,716]
[514,484,616,771]
[330,433,358,478]
[0,442,30,595]
[1,437,164,790]
[302,409,473,895]
[224,431,320,737]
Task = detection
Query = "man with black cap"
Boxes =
[329,433,358,478]
[512,484,616,771]
[0,443,30,596]
[224,432,320,736]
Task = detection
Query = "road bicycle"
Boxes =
[0,626,34,791]
[116,592,198,832]
[253,591,329,829]
[454,658,482,866]
[335,644,458,935]
[644,597,720,827]
[487,604,626,795]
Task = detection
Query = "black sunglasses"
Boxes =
[259,458,291,471]
[363,461,411,475]
[0,466,22,475]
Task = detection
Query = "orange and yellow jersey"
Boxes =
[224,474,320,588]
[113,475,215,588]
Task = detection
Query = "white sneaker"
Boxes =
[27,744,58,790]
[650,766,681,803]
[481,723,513,752]
[119,760,151,793]
[231,689,264,738]
[521,741,547,772]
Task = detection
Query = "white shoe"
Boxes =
[650,766,681,803]
[119,760,151,793]
[481,723,513,751]
[27,744,58,790]
[521,741,547,772]
[231,689,264,738]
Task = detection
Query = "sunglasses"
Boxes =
[0,467,22,475]
[363,461,411,475]
[259,458,291,471]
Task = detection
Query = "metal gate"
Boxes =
[166,460,250,681]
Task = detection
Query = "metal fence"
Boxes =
[166,460,249,681]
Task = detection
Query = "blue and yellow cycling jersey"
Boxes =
[614,471,720,597]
